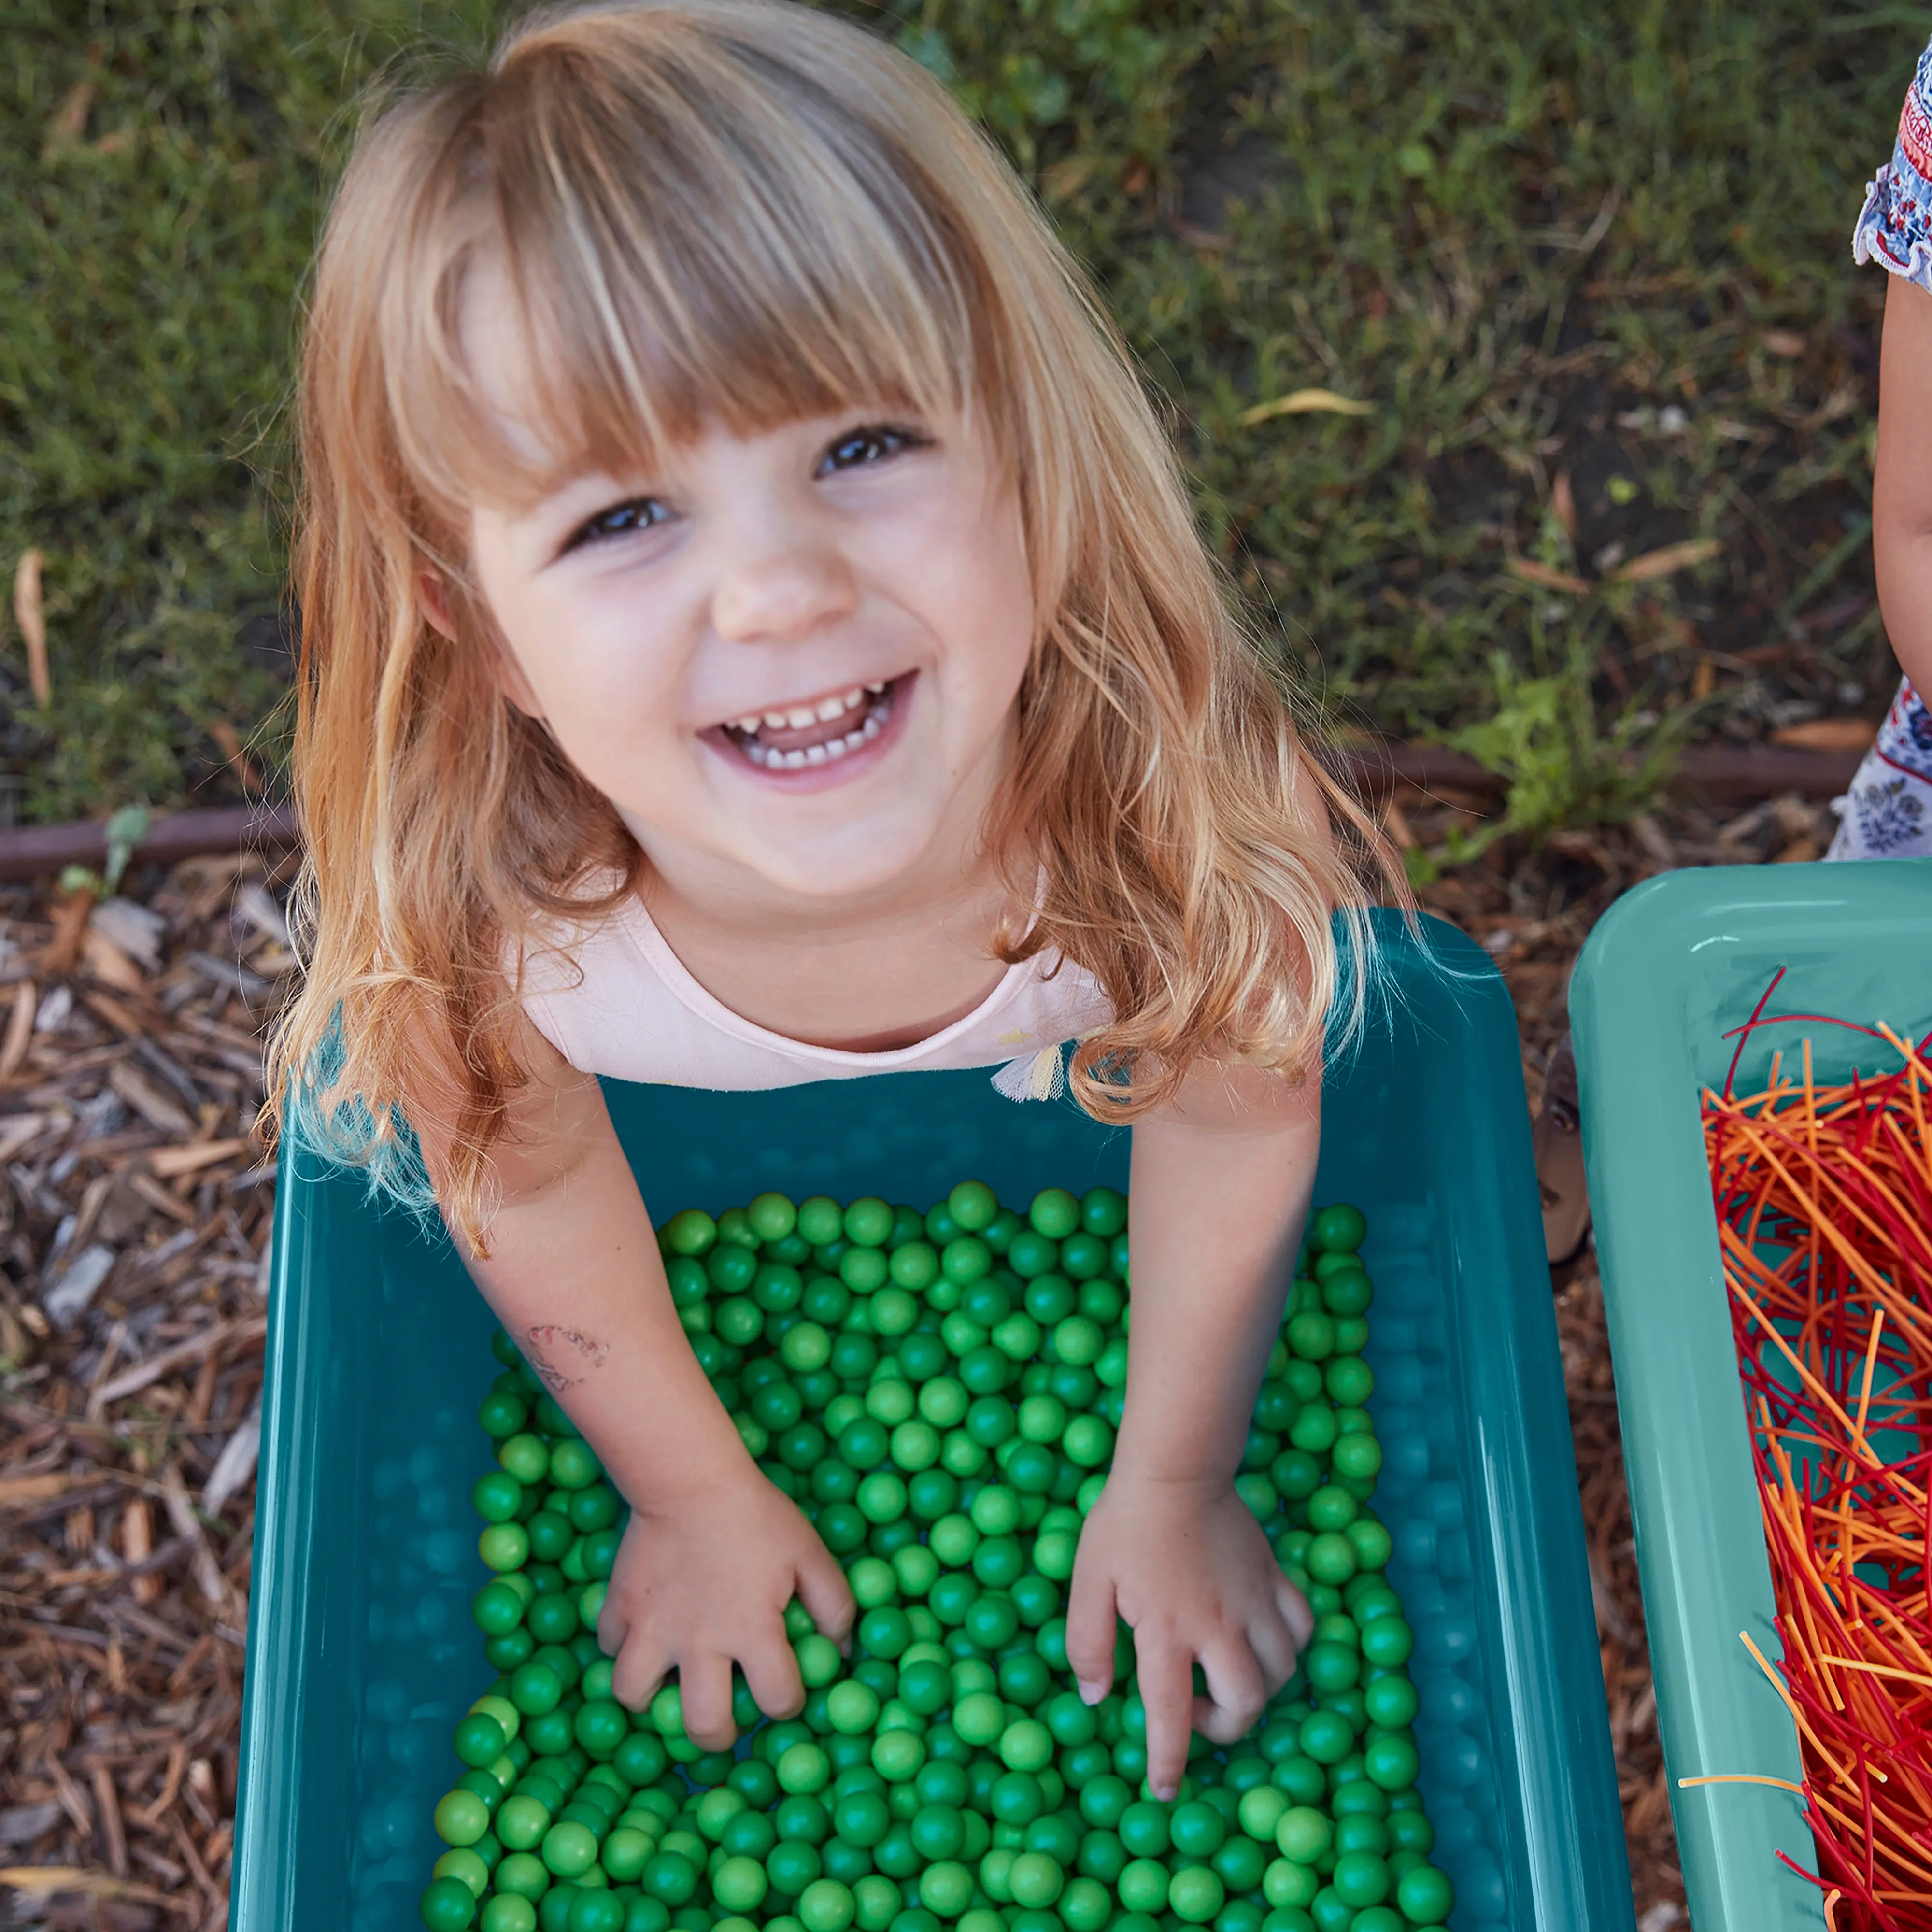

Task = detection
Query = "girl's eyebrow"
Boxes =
[526,469,659,529]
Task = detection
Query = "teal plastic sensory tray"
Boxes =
[1569,859,1932,1932]
[232,912,1631,1930]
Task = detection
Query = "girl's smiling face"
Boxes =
[459,270,1037,909]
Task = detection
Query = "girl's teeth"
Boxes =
[733,681,894,769]
[739,689,873,735]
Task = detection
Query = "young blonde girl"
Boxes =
[271,0,1398,1802]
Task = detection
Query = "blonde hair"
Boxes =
[268,0,1404,1248]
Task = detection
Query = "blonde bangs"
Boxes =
[383,1,1001,526]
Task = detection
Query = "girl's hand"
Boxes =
[597,1463,855,1749]
[1065,1473,1313,1800]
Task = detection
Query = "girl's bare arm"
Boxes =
[1063,1055,1318,1799]
[1875,277,1932,696]
[426,1013,852,1746]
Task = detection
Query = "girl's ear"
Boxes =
[418,568,458,641]
[417,568,547,720]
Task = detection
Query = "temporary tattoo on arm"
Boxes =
[525,1324,610,1392]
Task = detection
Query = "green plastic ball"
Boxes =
[420,1876,480,1929]
[1117,1858,1170,1913]
[434,1847,490,1899]
[1169,1803,1225,1860]
[1310,1204,1365,1252]
[479,1389,532,1441]
[1167,1865,1225,1925]
[710,1855,769,1913]
[1330,1850,1390,1908]
[1006,1851,1064,1908]
[1262,1859,1319,1912]
[1363,1675,1420,1729]
[639,1849,698,1905]
[1027,1189,1080,1240]
[454,1712,508,1768]
[478,1523,532,1573]
[779,1743,833,1795]
[537,1821,596,1880]
[1396,1862,1454,1921]
[946,1181,998,1231]
[915,1860,973,1918]
[1362,1733,1421,1793]
[1296,1711,1354,1767]
[434,1790,492,1848]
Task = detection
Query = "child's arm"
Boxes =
[1063,1056,1319,1800]
[1875,277,1932,696]
[432,1015,854,1747]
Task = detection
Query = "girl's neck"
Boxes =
[634,837,1025,1055]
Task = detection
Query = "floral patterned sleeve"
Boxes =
[1854,33,1932,292]
[1826,36,1932,864]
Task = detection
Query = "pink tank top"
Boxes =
[520,895,1115,1103]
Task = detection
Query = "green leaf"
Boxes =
[101,803,152,894]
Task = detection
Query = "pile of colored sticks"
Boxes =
[1701,983,1932,1931]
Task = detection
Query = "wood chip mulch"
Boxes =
[0,852,296,1931]
[0,789,1851,1930]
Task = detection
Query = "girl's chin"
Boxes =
[731,820,944,902]
[610,772,944,899]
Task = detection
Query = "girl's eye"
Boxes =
[819,424,928,475]
[565,496,670,551]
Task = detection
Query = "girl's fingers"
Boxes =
[610,1632,669,1714]
[1279,1578,1315,1650]
[596,1595,630,1662]
[795,1538,858,1649]
[678,1650,738,1751]
[1134,1636,1195,1802]
[1248,1607,1302,1695]
[742,1626,808,1725]
[1191,1694,1253,1746]
[1063,1565,1120,1705]
[1193,1637,1268,1745]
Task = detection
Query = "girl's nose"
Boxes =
[710,539,858,645]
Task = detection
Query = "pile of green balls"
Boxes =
[418,1182,1456,1932]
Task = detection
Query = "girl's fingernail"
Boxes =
[1155,1783,1178,1802]
[1077,1678,1105,1705]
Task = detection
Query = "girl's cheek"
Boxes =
[561,619,657,720]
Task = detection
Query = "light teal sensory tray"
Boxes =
[232,912,1630,1930]
[1570,858,1932,1932]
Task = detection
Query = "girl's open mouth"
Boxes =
[712,673,911,779]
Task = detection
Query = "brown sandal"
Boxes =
[1535,1033,1591,1268]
